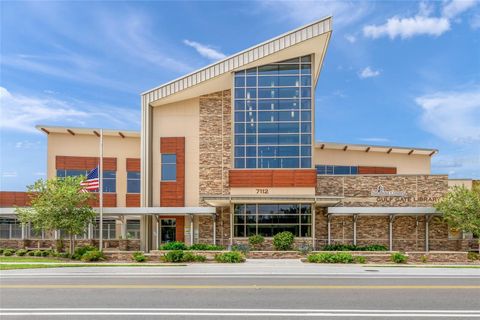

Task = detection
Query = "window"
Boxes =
[234,55,313,168]
[127,171,140,193]
[126,219,140,239]
[315,165,358,175]
[93,219,116,240]
[56,169,116,192]
[161,154,177,181]
[0,218,22,239]
[160,219,176,243]
[233,204,312,237]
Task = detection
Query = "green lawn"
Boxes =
[366,264,480,269]
[0,256,66,263]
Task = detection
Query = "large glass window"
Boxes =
[0,218,22,239]
[127,171,140,193]
[233,203,312,237]
[56,169,116,193]
[234,56,313,168]
[315,165,359,175]
[161,154,176,181]
[126,219,140,239]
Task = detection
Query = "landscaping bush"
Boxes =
[182,252,207,262]
[160,241,188,250]
[16,249,28,256]
[0,248,4,255]
[391,252,408,264]
[57,252,71,259]
[248,235,265,250]
[73,245,97,260]
[297,243,313,255]
[80,249,104,262]
[214,251,245,263]
[3,249,15,256]
[355,256,366,264]
[322,244,388,251]
[467,252,479,261]
[273,231,295,251]
[27,250,35,256]
[163,250,186,263]
[132,251,147,262]
[420,255,428,263]
[33,250,43,257]
[189,244,225,251]
[232,244,250,254]
[307,252,355,264]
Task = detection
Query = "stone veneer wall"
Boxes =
[314,175,477,251]
[198,90,231,244]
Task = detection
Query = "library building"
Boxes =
[1,17,477,252]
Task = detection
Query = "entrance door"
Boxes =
[160,219,176,243]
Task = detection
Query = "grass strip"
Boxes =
[365,265,480,269]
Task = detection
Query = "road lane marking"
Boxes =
[2,284,480,289]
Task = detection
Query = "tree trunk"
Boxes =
[69,233,75,255]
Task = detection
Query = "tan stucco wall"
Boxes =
[47,133,140,207]
[151,97,200,207]
[313,149,431,174]
[448,179,473,190]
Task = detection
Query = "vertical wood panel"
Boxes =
[160,137,185,207]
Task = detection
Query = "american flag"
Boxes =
[81,167,99,192]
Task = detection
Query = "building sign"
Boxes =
[371,185,407,197]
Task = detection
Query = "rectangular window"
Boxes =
[57,169,116,193]
[161,154,177,181]
[126,219,140,239]
[127,171,140,193]
[315,165,360,175]
[233,55,312,169]
[233,204,312,238]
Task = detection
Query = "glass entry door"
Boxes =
[160,219,176,243]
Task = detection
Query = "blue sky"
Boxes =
[1,0,479,190]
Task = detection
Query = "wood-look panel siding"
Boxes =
[126,158,141,172]
[229,169,317,187]
[56,156,117,171]
[126,194,140,207]
[0,192,31,207]
[160,137,185,207]
[87,193,117,207]
[358,166,397,174]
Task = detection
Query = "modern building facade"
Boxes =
[1,17,478,252]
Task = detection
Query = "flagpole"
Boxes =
[99,128,104,251]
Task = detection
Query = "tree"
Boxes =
[435,186,480,252]
[16,176,96,254]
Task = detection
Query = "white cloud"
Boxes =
[344,34,356,43]
[2,171,18,178]
[415,87,480,143]
[363,0,478,39]
[15,140,41,149]
[363,16,450,39]
[359,137,390,143]
[0,87,139,133]
[183,40,226,61]
[359,66,380,78]
[442,0,477,18]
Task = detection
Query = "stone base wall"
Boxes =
[0,239,140,251]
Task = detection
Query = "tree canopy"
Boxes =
[16,176,96,253]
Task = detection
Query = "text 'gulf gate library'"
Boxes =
[1,17,478,252]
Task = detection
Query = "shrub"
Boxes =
[248,235,265,250]
[33,250,43,257]
[232,244,250,254]
[355,256,366,264]
[163,250,186,263]
[182,252,207,262]
[3,249,15,256]
[160,241,188,251]
[391,252,408,264]
[214,251,245,263]
[297,243,313,255]
[0,248,4,255]
[73,245,97,260]
[81,249,104,262]
[322,244,388,251]
[132,251,147,262]
[273,231,295,251]
[16,249,28,256]
[420,255,428,263]
[27,250,35,256]
[189,244,225,251]
[467,252,479,261]
[307,252,355,264]
[58,252,71,259]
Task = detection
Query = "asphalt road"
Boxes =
[1,261,480,319]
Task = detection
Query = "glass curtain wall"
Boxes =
[233,204,312,237]
[234,56,313,168]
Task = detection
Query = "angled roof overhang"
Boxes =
[315,141,438,157]
[142,16,332,107]
[35,125,140,138]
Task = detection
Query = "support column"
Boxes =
[190,214,194,246]
[425,215,430,252]
[229,204,234,247]
[87,223,93,239]
[389,214,394,251]
[327,214,332,245]
[212,214,216,245]
[21,224,26,240]
[140,216,153,252]
[120,216,127,240]
[353,214,358,246]
[311,206,316,250]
